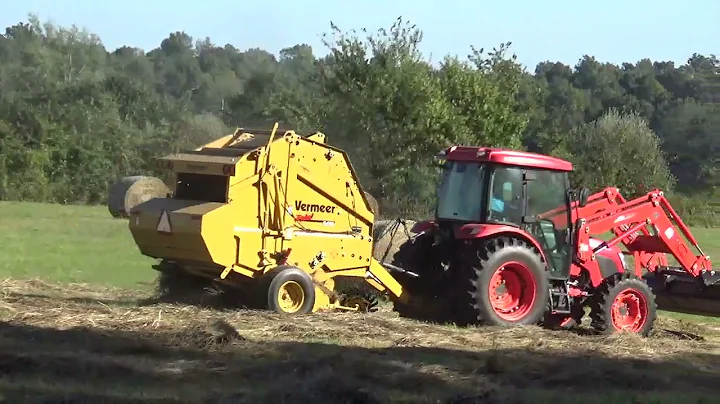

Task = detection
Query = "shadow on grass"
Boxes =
[0,320,717,403]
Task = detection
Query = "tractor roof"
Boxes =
[443,146,573,172]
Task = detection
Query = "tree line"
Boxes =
[0,16,716,225]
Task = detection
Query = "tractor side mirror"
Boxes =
[578,188,590,208]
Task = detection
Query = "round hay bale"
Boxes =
[363,191,380,218]
[108,175,171,218]
[372,218,417,263]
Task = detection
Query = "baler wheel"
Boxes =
[588,272,657,336]
[277,281,305,313]
[266,266,316,315]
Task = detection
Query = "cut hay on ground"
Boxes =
[0,278,718,403]
[107,175,171,218]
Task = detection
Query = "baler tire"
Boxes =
[588,272,657,337]
[463,236,549,326]
[266,266,316,315]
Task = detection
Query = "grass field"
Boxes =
[0,201,719,403]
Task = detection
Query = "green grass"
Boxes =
[690,227,720,259]
[0,201,157,288]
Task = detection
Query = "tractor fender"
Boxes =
[453,224,548,266]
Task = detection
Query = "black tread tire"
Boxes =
[588,272,657,337]
[265,266,316,315]
[461,236,550,326]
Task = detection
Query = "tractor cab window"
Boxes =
[487,167,524,226]
[436,161,486,222]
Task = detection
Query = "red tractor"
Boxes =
[384,146,717,336]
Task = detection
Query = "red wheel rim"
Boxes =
[611,288,648,332]
[487,261,537,321]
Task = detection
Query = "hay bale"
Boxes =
[372,219,417,263]
[364,191,380,217]
[108,175,171,218]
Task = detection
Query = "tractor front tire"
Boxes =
[462,236,550,326]
[265,266,316,315]
[588,272,657,337]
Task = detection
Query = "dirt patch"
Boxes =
[0,278,719,403]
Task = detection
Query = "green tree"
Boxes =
[561,109,675,197]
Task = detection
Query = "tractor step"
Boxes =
[549,287,571,314]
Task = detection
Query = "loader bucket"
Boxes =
[643,271,720,318]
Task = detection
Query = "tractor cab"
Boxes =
[432,146,578,280]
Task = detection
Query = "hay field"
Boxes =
[0,201,719,403]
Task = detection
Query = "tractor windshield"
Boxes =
[436,161,487,222]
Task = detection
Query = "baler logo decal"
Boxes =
[157,210,172,233]
[294,201,336,214]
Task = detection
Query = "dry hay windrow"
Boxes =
[1,278,719,402]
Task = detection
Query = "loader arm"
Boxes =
[574,189,715,286]
[539,187,653,247]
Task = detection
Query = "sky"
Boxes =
[2,0,718,71]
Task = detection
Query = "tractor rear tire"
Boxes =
[588,272,657,336]
[461,236,549,326]
[265,266,316,315]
